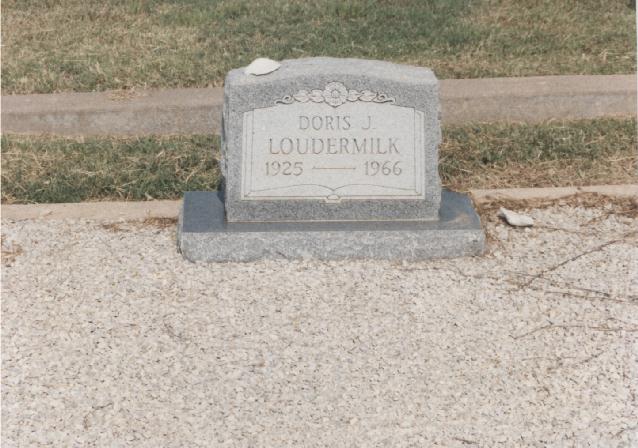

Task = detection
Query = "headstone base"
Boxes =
[177,190,485,262]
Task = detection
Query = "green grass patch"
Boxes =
[2,118,635,203]
[441,118,637,190]
[1,135,218,203]
[2,0,635,94]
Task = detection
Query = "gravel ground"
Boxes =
[2,204,637,447]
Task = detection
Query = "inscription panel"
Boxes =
[241,83,425,202]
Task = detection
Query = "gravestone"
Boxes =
[178,57,484,261]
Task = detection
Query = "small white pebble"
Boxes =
[498,207,534,227]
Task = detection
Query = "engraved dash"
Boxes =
[312,166,356,171]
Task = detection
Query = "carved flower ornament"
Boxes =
[323,81,349,107]
[276,81,395,107]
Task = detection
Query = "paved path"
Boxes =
[2,203,637,446]
[2,74,635,136]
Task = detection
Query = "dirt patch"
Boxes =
[101,217,178,233]
[1,235,23,265]
[472,192,638,250]
[475,192,638,224]
[142,217,178,229]
[100,222,128,233]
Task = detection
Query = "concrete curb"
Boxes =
[470,184,638,202]
[1,200,181,221]
[2,74,635,136]
[2,185,635,222]
[2,88,223,136]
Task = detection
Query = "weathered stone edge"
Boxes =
[2,185,635,222]
[2,74,635,136]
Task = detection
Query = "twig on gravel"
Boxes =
[545,350,607,373]
[512,322,638,339]
[533,224,596,236]
[505,270,638,303]
[513,284,635,305]
[521,230,637,288]
[522,351,607,372]
[452,437,479,445]
[83,401,114,430]
[607,317,638,327]
[614,424,638,438]
[402,266,637,304]
[573,350,606,366]
[164,322,187,342]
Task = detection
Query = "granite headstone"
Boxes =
[178,57,484,261]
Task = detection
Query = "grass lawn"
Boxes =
[2,0,635,94]
[2,118,635,204]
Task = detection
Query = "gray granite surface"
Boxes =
[178,190,484,262]
[222,57,441,222]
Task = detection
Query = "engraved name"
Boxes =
[264,114,401,177]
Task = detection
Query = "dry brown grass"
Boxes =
[2,0,635,94]
[0,135,218,204]
[1,118,635,204]
[445,157,637,191]
[440,118,637,191]
[430,0,636,79]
